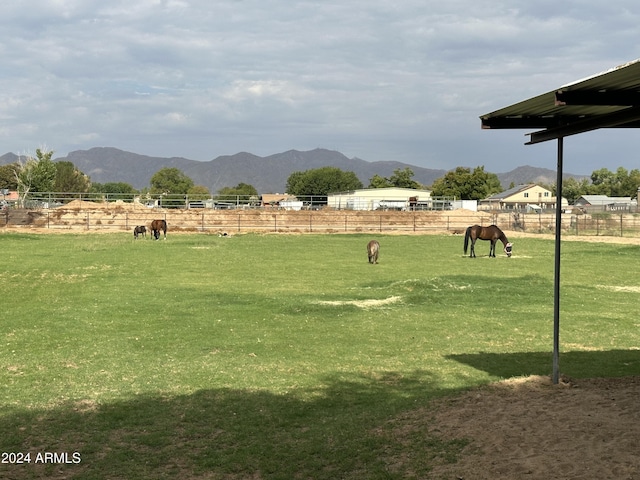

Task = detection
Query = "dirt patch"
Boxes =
[315,296,402,308]
[387,375,640,479]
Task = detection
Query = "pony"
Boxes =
[463,224,512,258]
[367,240,380,264]
[133,225,146,239]
[150,219,167,240]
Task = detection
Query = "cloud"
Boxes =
[0,1,638,173]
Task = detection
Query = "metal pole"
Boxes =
[552,137,564,384]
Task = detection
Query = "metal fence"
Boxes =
[2,192,460,211]
[2,206,640,237]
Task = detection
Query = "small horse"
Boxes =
[463,225,513,258]
[150,219,167,240]
[133,225,146,239]
[367,240,380,264]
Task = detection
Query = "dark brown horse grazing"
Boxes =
[133,225,146,239]
[464,225,512,258]
[150,219,167,240]
[367,240,380,264]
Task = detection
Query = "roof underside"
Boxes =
[480,59,640,144]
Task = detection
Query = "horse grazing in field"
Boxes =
[367,240,380,264]
[133,225,146,239]
[150,219,167,240]
[463,225,512,258]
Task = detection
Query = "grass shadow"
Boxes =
[1,369,467,480]
[447,349,640,379]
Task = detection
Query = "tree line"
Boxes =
[0,148,638,204]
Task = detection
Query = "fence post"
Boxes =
[309,215,312,233]
[345,215,347,232]
[620,213,623,237]
[379,216,382,232]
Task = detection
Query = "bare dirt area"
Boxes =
[400,375,640,480]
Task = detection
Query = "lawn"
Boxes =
[1,232,639,479]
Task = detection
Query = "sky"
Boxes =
[1,1,639,175]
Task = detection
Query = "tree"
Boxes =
[0,163,20,190]
[54,161,91,194]
[368,168,421,189]
[15,148,57,205]
[388,167,421,189]
[149,168,194,194]
[368,174,392,188]
[188,185,212,200]
[215,183,256,204]
[430,166,502,200]
[90,182,138,194]
[559,177,591,204]
[286,167,363,196]
[587,167,640,197]
[624,169,640,199]
[217,183,258,198]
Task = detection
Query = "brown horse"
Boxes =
[150,219,167,240]
[463,225,512,258]
[367,240,380,264]
[133,225,146,239]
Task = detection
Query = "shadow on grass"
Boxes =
[447,349,640,379]
[0,369,470,480]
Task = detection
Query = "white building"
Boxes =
[327,187,432,211]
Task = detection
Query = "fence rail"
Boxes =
[2,207,640,237]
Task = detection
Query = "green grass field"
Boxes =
[1,232,639,479]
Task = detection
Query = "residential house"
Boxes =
[479,184,567,211]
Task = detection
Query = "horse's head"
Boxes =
[504,242,513,257]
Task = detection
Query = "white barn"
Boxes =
[327,187,432,211]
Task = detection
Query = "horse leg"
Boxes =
[470,240,476,258]
[489,240,496,257]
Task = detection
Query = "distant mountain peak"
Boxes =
[0,148,588,194]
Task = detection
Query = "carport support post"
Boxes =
[552,137,564,384]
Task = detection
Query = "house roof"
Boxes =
[576,195,632,205]
[484,184,543,200]
[480,59,640,144]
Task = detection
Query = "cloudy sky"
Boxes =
[1,1,638,174]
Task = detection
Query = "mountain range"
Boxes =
[0,147,588,194]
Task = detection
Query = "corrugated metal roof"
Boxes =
[480,59,640,144]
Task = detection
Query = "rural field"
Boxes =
[1,231,639,479]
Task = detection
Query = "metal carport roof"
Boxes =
[479,59,640,384]
[481,59,640,144]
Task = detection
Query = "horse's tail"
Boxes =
[463,226,471,254]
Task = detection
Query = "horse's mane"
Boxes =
[497,229,509,245]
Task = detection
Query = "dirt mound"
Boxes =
[63,199,142,210]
